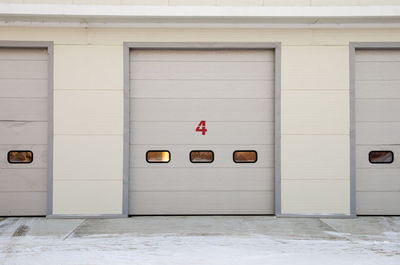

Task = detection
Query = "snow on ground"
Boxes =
[0,217,399,265]
[1,234,400,265]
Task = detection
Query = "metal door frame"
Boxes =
[123,42,281,216]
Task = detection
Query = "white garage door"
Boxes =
[0,48,48,216]
[129,49,275,215]
[356,49,400,215]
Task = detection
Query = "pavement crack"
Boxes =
[319,219,355,242]
[318,219,339,233]
[12,224,30,237]
[63,219,86,241]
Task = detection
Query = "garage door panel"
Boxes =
[0,122,47,145]
[130,168,274,191]
[356,122,400,145]
[0,144,47,169]
[0,60,47,79]
[357,192,400,215]
[131,61,273,80]
[130,49,274,62]
[130,191,274,215]
[130,80,274,99]
[0,98,48,121]
[0,48,47,60]
[355,99,400,122]
[130,121,274,145]
[356,145,400,169]
[0,47,48,216]
[130,144,273,168]
[0,192,46,216]
[131,99,273,122]
[0,79,47,98]
[356,61,400,80]
[357,169,400,192]
[129,48,274,215]
[0,169,47,192]
[356,49,400,215]
[355,81,400,99]
[355,50,400,62]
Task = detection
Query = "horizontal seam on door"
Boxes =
[130,190,274,193]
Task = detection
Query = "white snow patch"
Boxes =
[0,233,399,265]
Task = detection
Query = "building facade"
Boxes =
[0,0,400,218]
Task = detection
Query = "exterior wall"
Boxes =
[281,45,350,215]
[53,45,124,215]
[1,26,400,216]
[1,0,400,6]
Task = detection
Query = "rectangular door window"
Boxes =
[190,151,214,163]
[233,150,257,163]
[8,151,33,164]
[369,151,394,164]
[146,151,170,163]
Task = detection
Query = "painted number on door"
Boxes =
[196,120,207,135]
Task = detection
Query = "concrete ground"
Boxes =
[0,216,399,265]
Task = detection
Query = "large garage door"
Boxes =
[0,48,48,216]
[356,49,400,215]
[129,49,275,215]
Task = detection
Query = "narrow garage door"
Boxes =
[356,49,400,215]
[129,49,275,215]
[0,48,48,216]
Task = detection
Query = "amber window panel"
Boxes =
[8,151,33,164]
[233,150,257,163]
[190,150,214,163]
[146,150,171,163]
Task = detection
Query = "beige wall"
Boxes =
[281,46,350,215]
[1,26,400,215]
[53,45,124,214]
[1,0,400,6]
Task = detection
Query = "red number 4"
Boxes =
[196,120,207,135]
